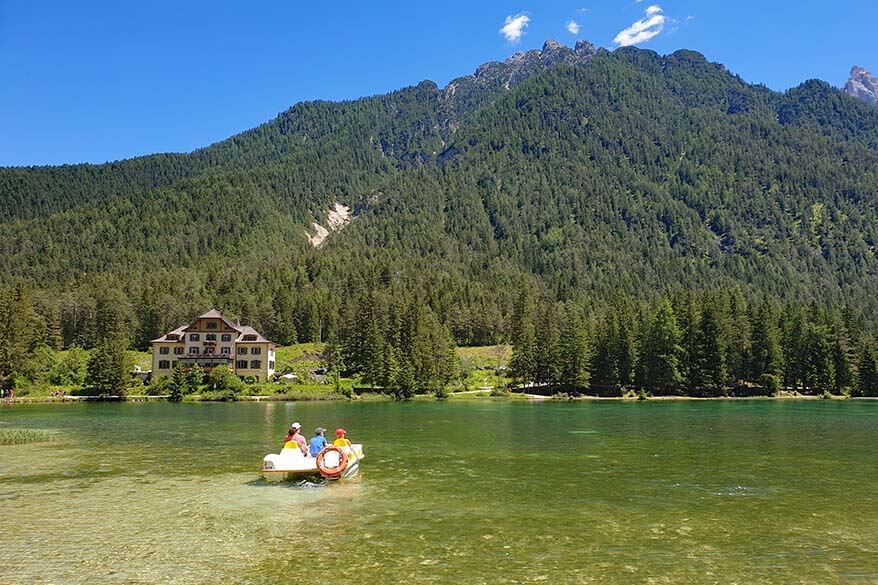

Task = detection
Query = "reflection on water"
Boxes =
[1,401,877,584]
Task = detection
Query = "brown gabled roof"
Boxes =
[182,309,241,333]
[151,310,276,345]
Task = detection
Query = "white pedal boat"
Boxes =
[261,443,364,481]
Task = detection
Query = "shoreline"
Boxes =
[2,394,876,406]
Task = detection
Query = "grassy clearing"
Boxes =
[275,343,326,365]
[456,344,512,391]
[457,345,511,364]
[0,428,52,445]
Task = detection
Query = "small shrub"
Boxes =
[197,389,238,402]
[760,374,781,395]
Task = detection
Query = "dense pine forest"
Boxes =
[2,41,878,397]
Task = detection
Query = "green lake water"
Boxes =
[1,400,876,584]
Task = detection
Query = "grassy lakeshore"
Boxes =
[2,343,863,404]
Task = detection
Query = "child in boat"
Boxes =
[309,427,327,457]
[284,422,308,455]
[333,428,353,448]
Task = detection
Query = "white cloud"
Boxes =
[500,14,530,43]
[566,20,581,35]
[613,4,666,46]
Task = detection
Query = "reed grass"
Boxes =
[0,428,51,446]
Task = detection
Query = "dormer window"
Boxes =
[207,322,217,330]
[242,334,257,341]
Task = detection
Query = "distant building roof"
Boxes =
[150,310,276,345]
[184,309,240,332]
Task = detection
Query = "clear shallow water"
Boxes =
[1,400,876,584]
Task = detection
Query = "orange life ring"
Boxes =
[316,446,349,478]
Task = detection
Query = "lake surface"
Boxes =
[1,400,876,584]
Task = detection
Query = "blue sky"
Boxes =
[1,0,875,167]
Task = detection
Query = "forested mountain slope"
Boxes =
[3,41,878,351]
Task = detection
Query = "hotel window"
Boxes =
[205,347,214,355]
[238,347,247,355]
[206,333,216,341]
[251,347,261,355]
[174,347,184,355]
[250,360,261,369]
[207,322,217,330]
[190,334,200,342]
[269,361,275,370]
[221,334,232,342]
[221,347,230,355]
[158,360,170,369]
[236,360,248,369]
[189,347,198,355]
[159,347,169,355]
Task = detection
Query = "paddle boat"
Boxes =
[261,441,364,481]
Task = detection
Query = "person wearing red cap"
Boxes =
[333,428,353,448]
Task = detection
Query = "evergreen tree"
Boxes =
[614,314,636,388]
[695,303,726,396]
[635,300,682,393]
[169,364,188,402]
[84,343,127,396]
[801,323,834,393]
[831,322,854,394]
[559,303,590,390]
[856,341,878,397]
[749,300,783,389]
[590,315,617,387]
[83,294,129,396]
[0,285,37,390]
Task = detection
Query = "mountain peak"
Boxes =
[443,40,600,111]
[844,65,878,106]
[542,39,563,52]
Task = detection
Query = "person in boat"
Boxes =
[284,422,308,455]
[333,428,353,448]
[309,427,327,457]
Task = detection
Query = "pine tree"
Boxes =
[169,364,187,402]
[615,314,636,388]
[801,323,834,393]
[590,315,617,387]
[635,300,682,393]
[749,300,783,390]
[696,303,726,396]
[0,285,37,390]
[84,343,127,396]
[856,341,878,397]
[559,303,590,390]
[83,293,130,396]
[509,289,536,384]
[831,321,854,394]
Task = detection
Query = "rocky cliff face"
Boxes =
[844,66,878,106]
[442,40,603,114]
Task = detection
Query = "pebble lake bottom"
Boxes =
[1,400,876,584]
